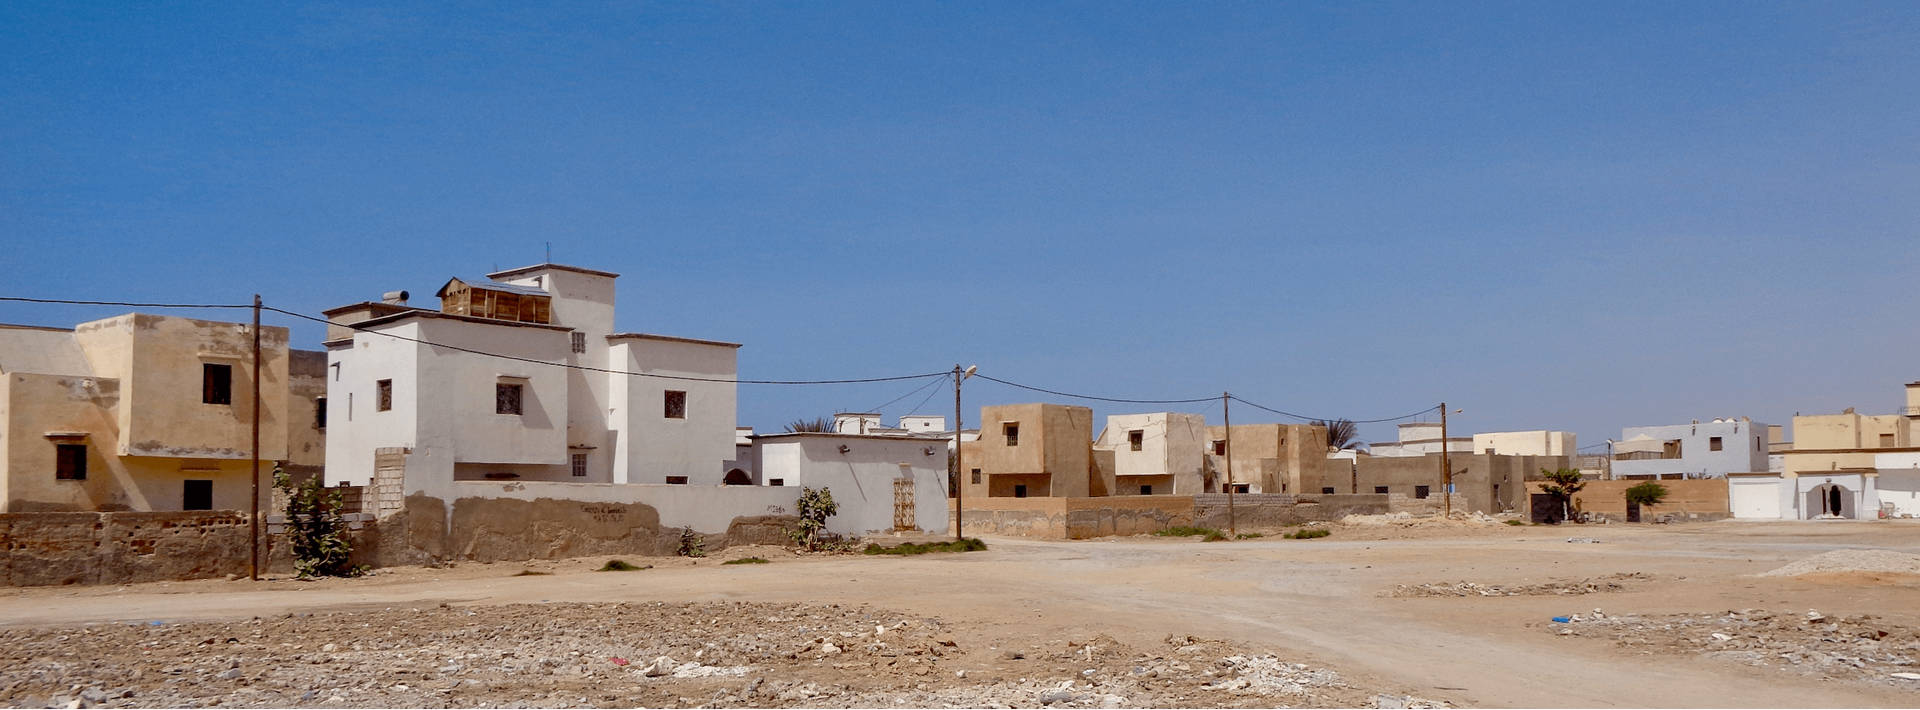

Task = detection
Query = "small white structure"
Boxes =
[750,432,950,535]
[1092,412,1207,495]
[1472,430,1576,456]
[1369,422,1472,458]
[1610,418,1769,479]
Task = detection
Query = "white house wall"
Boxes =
[610,338,738,485]
[416,318,569,469]
[1728,476,1783,519]
[1613,420,1770,478]
[323,322,423,487]
[753,436,950,535]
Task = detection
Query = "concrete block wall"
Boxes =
[0,511,252,586]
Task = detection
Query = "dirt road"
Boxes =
[4,519,1919,708]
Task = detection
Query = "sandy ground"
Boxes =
[4,519,1920,708]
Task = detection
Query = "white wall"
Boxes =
[1473,430,1576,456]
[1614,420,1769,478]
[752,434,949,535]
[444,480,801,533]
[497,267,618,482]
[417,318,570,468]
[609,338,738,485]
[1728,475,1783,519]
[323,321,423,486]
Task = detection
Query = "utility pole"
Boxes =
[951,365,974,541]
[250,294,262,581]
[1439,401,1451,518]
[1223,392,1235,538]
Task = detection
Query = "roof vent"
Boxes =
[381,290,410,305]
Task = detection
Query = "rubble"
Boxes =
[1388,573,1649,598]
[1759,549,1920,577]
[1550,608,1920,686]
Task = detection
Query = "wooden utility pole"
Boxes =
[250,294,262,581]
[1223,392,1235,538]
[1439,401,1451,518]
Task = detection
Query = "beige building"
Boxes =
[1093,412,1206,495]
[958,403,1111,498]
[1203,423,1329,494]
[0,314,325,512]
[1471,430,1576,456]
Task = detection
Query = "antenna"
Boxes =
[545,241,551,263]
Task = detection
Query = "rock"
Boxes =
[644,656,677,677]
[321,643,338,653]
[78,689,107,704]
[1039,689,1080,705]
[1711,633,1732,642]
[820,643,842,655]
[955,670,967,679]
[1892,672,1920,681]
[217,668,243,680]
[1374,694,1408,709]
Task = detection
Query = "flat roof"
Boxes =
[338,309,574,336]
[606,332,743,349]
[439,277,550,298]
[488,263,622,280]
[321,301,426,318]
[751,431,946,441]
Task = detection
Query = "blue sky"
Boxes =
[3,1,1917,447]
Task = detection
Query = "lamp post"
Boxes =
[1440,404,1462,517]
[952,364,975,541]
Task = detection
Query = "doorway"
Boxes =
[183,480,213,511]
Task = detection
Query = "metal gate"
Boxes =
[893,477,916,530]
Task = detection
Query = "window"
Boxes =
[570,331,586,354]
[570,453,587,477]
[55,444,86,480]
[1709,436,1723,452]
[1013,484,1028,498]
[768,478,785,486]
[664,390,686,419]
[376,379,393,411]
[1128,430,1144,451]
[1373,486,1389,494]
[1881,433,1896,447]
[314,397,327,429]
[1212,440,1226,456]
[1004,423,1019,446]
[970,468,982,484]
[183,480,212,511]
[1139,485,1152,495]
[1231,484,1250,494]
[1321,487,1336,495]
[495,383,522,415]
[665,475,689,484]
[202,363,232,405]
[1415,485,1431,499]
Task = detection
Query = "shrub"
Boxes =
[1625,481,1669,507]
[790,487,840,551]
[511,570,552,576]
[272,464,367,579]
[862,538,988,555]
[723,556,770,565]
[1503,520,1525,526]
[1155,526,1226,539]
[677,527,706,558]
[1236,532,1264,539]
[597,559,649,571]
[1538,467,1586,524]
[1284,528,1331,539]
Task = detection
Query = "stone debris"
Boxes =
[0,601,1414,708]
[1759,549,1920,577]
[1551,608,1920,686]
[1388,573,1649,598]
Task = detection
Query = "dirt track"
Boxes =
[4,519,1920,708]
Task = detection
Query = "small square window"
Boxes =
[1212,440,1226,456]
[1231,484,1250,494]
[1013,484,1028,498]
[1128,430,1144,451]
[971,468,982,484]
[376,379,393,412]
[1320,487,1335,495]
[1880,433,1896,447]
[665,475,689,484]
[1709,436,1723,451]
[1004,423,1019,446]
[1373,486,1389,494]
[1415,485,1431,499]
[664,390,687,419]
[183,480,212,511]
[768,478,785,486]
[202,363,232,405]
[496,383,522,415]
[570,453,587,477]
[55,443,86,480]
[1139,484,1152,495]
[570,331,587,354]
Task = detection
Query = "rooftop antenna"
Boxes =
[545,241,551,263]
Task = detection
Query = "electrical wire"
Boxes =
[971,373,1220,404]
[1228,395,1440,424]
[262,305,948,385]
[900,377,947,417]
[0,296,253,309]
[860,374,949,414]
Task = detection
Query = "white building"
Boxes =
[1472,430,1576,457]
[750,432,949,534]
[1092,412,1207,495]
[1611,418,1769,480]
[1368,422,1473,458]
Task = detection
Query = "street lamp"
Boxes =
[952,364,976,541]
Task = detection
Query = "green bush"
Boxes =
[677,527,706,558]
[790,487,840,551]
[723,557,770,565]
[272,464,367,579]
[597,559,648,572]
[1284,528,1331,539]
[1625,481,1669,507]
[862,538,988,555]
[1235,532,1264,539]
[1155,526,1227,539]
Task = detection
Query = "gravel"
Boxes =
[1759,549,1920,577]
[1551,608,1920,686]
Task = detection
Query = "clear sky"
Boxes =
[4,1,1917,449]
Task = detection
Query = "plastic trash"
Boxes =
[610,657,629,666]
[1551,616,1572,623]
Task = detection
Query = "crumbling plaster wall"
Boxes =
[0,511,251,586]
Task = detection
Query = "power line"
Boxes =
[261,305,948,386]
[900,377,947,417]
[0,296,253,310]
[860,374,949,414]
[1228,395,1440,424]
[971,373,1220,405]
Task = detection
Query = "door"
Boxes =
[892,476,915,531]
[183,480,213,511]
[1530,493,1558,523]
[1626,501,1641,523]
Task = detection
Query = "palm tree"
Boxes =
[1312,418,1360,451]
[785,416,837,433]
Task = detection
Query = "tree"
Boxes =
[272,463,366,578]
[790,486,839,551]
[1312,418,1361,451]
[785,416,837,433]
[1538,467,1586,524]
[1625,481,1669,508]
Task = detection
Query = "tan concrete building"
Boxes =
[959,403,1111,498]
[0,314,325,512]
[1202,423,1329,494]
[1735,383,1920,520]
[1093,412,1206,495]
[1472,430,1576,456]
